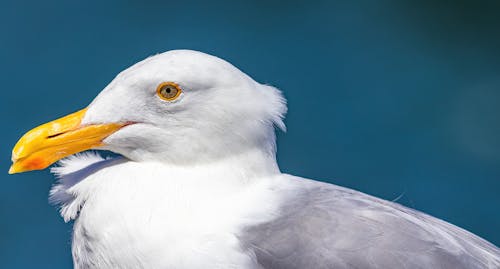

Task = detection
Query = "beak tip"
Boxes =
[8,166,16,174]
[8,162,26,174]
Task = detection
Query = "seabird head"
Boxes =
[9,50,286,173]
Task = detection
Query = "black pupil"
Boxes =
[165,87,171,93]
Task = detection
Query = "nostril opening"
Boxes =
[47,133,64,139]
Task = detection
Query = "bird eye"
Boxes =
[156,82,182,101]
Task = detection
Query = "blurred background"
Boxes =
[1,0,499,268]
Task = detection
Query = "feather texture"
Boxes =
[241,176,500,269]
[50,154,500,269]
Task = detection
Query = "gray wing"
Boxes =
[240,175,500,269]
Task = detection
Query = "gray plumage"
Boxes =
[241,176,500,269]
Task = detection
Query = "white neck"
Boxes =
[49,151,286,268]
[50,149,280,222]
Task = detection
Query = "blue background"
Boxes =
[1,1,499,268]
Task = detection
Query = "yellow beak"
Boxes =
[9,108,126,174]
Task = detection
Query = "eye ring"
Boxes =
[156,82,182,101]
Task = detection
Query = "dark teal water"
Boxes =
[1,1,499,268]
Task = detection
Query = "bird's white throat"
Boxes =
[49,151,287,268]
[50,149,282,222]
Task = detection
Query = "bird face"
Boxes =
[9,50,286,174]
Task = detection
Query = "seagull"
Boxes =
[9,50,499,269]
